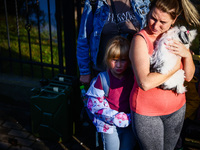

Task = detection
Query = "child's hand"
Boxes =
[113,112,130,127]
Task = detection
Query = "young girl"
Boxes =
[86,36,136,150]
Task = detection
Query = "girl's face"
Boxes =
[148,7,176,36]
[109,57,129,79]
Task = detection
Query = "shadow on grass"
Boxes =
[0,46,60,79]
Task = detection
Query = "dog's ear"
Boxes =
[188,29,197,42]
[179,26,187,31]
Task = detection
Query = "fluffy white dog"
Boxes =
[150,26,197,94]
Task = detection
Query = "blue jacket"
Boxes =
[77,0,150,75]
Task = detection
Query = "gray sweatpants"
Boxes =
[132,104,186,150]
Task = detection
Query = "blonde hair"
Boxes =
[104,36,130,68]
[181,0,200,26]
[150,0,200,26]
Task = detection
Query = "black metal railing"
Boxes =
[0,0,81,79]
[1,0,199,80]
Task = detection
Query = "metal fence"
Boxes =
[0,0,83,79]
[0,0,200,80]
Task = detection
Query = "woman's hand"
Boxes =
[166,39,195,81]
[166,39,191,58]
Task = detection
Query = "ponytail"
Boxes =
[181,0,200,26]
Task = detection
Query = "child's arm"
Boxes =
[86,80,131,127]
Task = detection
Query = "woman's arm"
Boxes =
[182,52,195,81]
[129,35,181,91]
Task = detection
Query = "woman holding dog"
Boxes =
[129,0,200,149]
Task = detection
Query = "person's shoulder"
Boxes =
[94,74,103,90]
[133,32,146,43]
[134,29,145,37]
[133,28,148,42]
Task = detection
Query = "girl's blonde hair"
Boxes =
[104,36,130,68]
[150,0,200,26]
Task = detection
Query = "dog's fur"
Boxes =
[150,26,197,94]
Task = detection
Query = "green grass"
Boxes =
[0,15,63,79]
[0,13,200,79]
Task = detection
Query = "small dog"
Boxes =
[150,26,197,94]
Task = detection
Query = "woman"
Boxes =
[77,0,150,84]
[129,0,200,149]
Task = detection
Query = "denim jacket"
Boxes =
[77,0,150,75]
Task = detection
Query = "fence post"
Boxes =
[55,0,64,74]
[62,0,77,76]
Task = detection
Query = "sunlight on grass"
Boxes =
[0,15,63,79]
